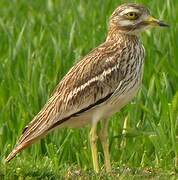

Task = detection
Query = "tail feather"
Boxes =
[5,130,48,163]
[5,105,56,162]
[5,141,33,162]
[5,93,64,163]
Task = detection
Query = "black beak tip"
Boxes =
[159,21,169,27]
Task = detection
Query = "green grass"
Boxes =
[0,0,178,179]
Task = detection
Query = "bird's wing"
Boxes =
[5,41,126,162]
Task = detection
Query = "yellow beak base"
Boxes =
[146,16,169,27]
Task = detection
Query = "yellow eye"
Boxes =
[125,12,139,20]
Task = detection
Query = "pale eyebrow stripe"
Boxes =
[120,8,140,15]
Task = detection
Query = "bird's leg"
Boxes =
[90,123,99,173]
[99,119,112,173]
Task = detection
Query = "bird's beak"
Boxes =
[145,16,169,27]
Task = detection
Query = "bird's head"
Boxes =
[109,3,169,35]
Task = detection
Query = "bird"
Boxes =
[5,3,168,173]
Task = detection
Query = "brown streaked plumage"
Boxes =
[5,3,168,172]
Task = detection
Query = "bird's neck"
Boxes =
[106,25,139,42]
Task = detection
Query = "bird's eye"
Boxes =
[125,12,139,20]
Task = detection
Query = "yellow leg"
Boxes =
[99,119,112,173]
[90,123,99,173]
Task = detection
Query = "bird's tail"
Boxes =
[5,99,57,163]
[5,139,35,162]
[5,120,48,163]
